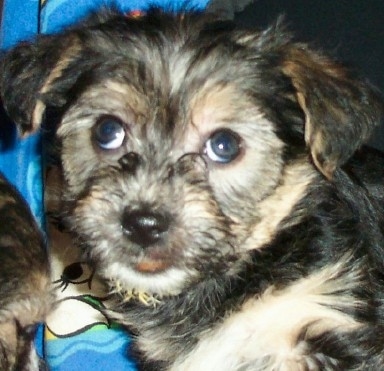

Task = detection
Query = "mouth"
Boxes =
[134,256,173,273]
[107,255,188,305]
[130,244,178,274]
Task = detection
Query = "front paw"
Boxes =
[0,321,46,371]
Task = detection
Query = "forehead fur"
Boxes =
[44,9,295,118]
[2,7,380,177]
[50,9,304,159]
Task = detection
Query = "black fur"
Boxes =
[119,156,384,369]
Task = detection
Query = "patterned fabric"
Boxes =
[0,1,44,224]
[0,0,209,369]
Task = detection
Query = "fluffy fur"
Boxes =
[0,172,51,370]
[1,8,384,370]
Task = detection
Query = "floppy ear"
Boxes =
[0,34,83,136]
[282,47,383,179]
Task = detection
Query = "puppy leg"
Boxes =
[0,173,52,370]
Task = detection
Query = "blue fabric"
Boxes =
[0,1,44,225]
[0,0,40,49]
[45,326,137,370]
[41,0,209,33]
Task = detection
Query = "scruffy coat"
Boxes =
[1,8,384,370]
[0,172,51,370]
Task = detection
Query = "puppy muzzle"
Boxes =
[121,209,171,248]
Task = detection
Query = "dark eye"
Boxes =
[204,129,241,164]
[93,116,125,150]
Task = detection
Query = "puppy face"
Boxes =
[59,79,286,296]
[1,10,381,298]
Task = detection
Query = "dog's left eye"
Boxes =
[204,129,241,164]
[93,116,126,150]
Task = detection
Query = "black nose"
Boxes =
[121,209,170,248]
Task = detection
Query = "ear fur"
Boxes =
[0,34,83,136]
[281,46,383,179]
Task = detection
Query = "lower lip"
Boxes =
[135,259,171,273]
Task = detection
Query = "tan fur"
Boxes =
[31,38,82,133]
[171,258,363,371]
[0,271,52,328]
[241,161,317,250]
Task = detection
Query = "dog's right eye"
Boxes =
[204,129,241,164]
[93,116,126,150]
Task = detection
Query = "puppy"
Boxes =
[1,8,384,370]
[0,172,51,370]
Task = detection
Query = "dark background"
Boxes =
[233,0,384,150]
